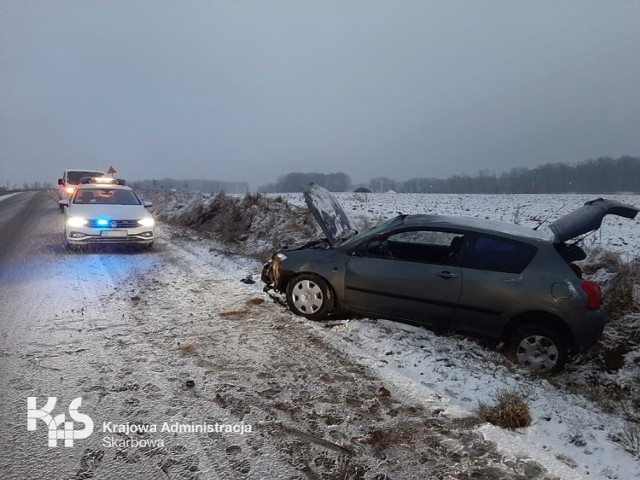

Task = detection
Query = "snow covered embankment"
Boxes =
[145,190,640,479]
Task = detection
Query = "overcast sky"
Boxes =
[1,1,639,188]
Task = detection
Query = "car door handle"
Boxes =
[436,271,459,279]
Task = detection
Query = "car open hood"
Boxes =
[303,183,358,246]
[548,198,639,242]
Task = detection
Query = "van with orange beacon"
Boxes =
[58,169,105,211]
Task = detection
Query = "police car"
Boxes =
[61,177,155,249]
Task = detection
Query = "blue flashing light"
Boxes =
[96,219,109,226]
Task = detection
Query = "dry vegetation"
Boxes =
[603,258,640,319]
[178,341,199,354]
[570,250,640,457]
[582,251,640,361]
[147,191,640,449]
[146,191,318,258]
[476,389,532,430]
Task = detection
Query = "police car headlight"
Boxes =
[138,217,155,227]
[67,217,88,227]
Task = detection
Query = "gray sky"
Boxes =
[1,0,639,188]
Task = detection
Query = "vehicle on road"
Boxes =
[262,184,639,372]
[61,177,155,249]
[58,169,106,211]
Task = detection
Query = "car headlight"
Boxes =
[67,217,88,227]
[138,217,155,227]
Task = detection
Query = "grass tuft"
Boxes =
[602,257,640,319]
[610,422,640,458]
[178,342,198,353]
[219,309,250,317]
[476,389,532,430]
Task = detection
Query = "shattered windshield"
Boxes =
[340,216,403,248]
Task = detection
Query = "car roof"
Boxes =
[75,183,132,191]
[401,214,553,242]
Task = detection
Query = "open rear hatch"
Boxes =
[549,198,639,242]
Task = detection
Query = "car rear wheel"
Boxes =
[286,273,334,320]
[509,323,567,373]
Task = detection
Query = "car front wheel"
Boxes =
[140,241,154,251]
[286,273,334,320]
[509,323,567,373]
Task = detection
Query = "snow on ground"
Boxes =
[274,192,640,259]
[314,319,638,479]
[147,191,640,479]
[0,192,21,203]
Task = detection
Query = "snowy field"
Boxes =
[271,192,640,259]
[267,192,640,480]
[148,191,640,479]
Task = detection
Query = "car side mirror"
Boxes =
[143,201,153,208]
[58,179,64,186]
[367,240,386,256]
[59,199,69,207]
[349,243,369,256]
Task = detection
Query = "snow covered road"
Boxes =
[0,192,637,479]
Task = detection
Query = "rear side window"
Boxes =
[463,235,537,274]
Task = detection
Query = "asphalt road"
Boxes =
[0,192,161,478]
[0,192,551,480]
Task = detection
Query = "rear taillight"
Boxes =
[580,280,601,309]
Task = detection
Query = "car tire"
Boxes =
[508,323,567,373]
[62,230,73,251]
[286,273,334,320]
[141,242,154,251]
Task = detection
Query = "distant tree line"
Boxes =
[26,181,54,190]
[381,156,640,194]
[258,156,639,193]
[259,172,352,193]
[380,156,640,193]
[6,155,638,195]
[130,178,249,194]
[3,181,54,191]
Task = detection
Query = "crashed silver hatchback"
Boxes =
[263,185,639,372]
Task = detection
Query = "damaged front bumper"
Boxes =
[261,256,289,307]
[261,253,287,292]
